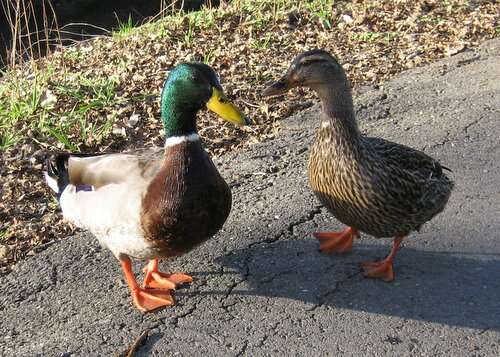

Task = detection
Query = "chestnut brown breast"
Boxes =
[140,140,231,257]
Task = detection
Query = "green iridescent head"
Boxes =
[160,63,249,137]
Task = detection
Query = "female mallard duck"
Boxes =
[263,50,454,282]
[44,63,249,312]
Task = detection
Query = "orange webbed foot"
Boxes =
[132,287,174,312]
[360,260,395,282]
[120,257,176,313]
[360,236,404,283]
[142,259,193,290]
[144,271,193,290]
[314,227,359,254]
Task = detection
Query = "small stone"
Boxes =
[128,113,140,127]
[446,44,466,56]
[341,14,354,24]
[112,125,126,137]
[40,89,57,109]
[0,244,10,259]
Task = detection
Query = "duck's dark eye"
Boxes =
[191,73,202,83]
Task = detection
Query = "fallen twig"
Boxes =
[121,328,150,357]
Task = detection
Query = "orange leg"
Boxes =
[314,227,360,253]
[120,257,174,312]
[142,258,193,290]
[360,236,404,282]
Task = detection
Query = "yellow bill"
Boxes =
[206,88,249,125]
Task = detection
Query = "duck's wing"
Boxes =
[365,136,447,180]
[44,148,164,232]
[363,136,454,229]
[45,148,163,195]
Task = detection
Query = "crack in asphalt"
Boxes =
[259,269,296,284]
[234,320,279,356]
[210,205,326,312]
[171,276,211,324]
[287,205,323,235]
[145,278,210,332]
[306,269,361,312]
[170,304,197,327]
[245,205,324,250]
[50,265,58,286]
[428,130,451,149]
[215,204,360,318]
[235,340,249,357]
[463,116,484,135]
[222,254,251,302]
[421,114,489,151]
[477,326,500,335]
[255,321,280,349]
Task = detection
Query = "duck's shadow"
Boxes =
[206,239,500,331]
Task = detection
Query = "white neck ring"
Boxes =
[164,133,200,147]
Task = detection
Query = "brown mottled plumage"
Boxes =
[263,50,454,282]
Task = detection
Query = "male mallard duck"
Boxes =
[44,63,250,312]
[263,50,454,282]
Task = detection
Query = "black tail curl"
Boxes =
[45,153,71,200]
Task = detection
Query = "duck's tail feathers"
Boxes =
[45,152,108,199]
[44,153,71,200]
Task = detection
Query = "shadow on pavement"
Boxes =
[212,239,500,331]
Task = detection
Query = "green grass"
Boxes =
[0,0,323,151]
[113,14,135,38]
[418,14,441,25]
[62,47,85,62]
[0,0,349,151]
[183,20,195,47]
[186,8,217,29]
[0,65,119,150]
[0,66,53,149]
[0,229,10,243]
[0,132,18,149]
[138,0,340,41]
[44,74,118,149]
[53,75,117,106]
[0,0,496,152]
[202,49,219,65]
[145,0,333,34]
[251,34,273,50]
[303,0,333,29]
[353,31,400,43]
[152,22,171,38]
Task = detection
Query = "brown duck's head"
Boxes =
[263,50,346,97]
